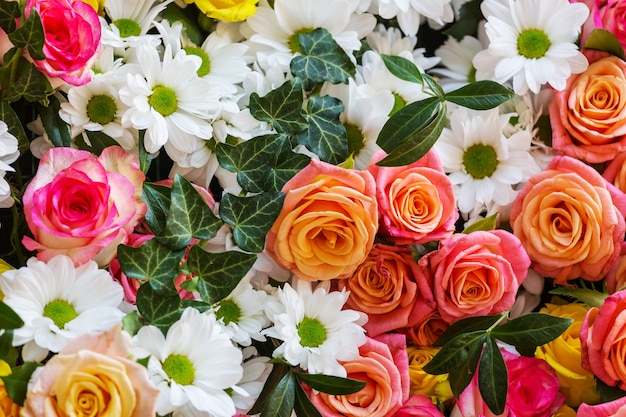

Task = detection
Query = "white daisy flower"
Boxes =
[133,307,243,417]
[434,107,540,215]
[432,34,487,92]
[100,0,172,50]
[373,0,454,36]
[366,23,440,71]
[263,280,367,377]
[473,0,589,94]
[0,255,125,362]
[232,346,273,415]
[0,121,18,209]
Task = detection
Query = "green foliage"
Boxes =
[0,100,29,153]
[445,81,515,110]
[478,336,507,415]
[161,2,206,46]
[37,97,72,147]
[1,362,41,405]
[294,372,366,395]
[135,283,184,333]
[381,54,423,84]
[0,1,20,34]
[443,0,483,40]
[249,78,308,135]
[8,11,45,60]
[77,131,121,155]
[549,287,608,308]
[584,29,625,59]
[462,213,498,233]
[0,301,23,330]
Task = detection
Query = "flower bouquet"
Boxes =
[1,0,626,416]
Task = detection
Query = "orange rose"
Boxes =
[603,152,626,193]
[266,159,378,281]
[510,156,626,285]
[401,310,449,348]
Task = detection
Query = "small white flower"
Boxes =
[432,34,487,92]
[101,0,172,50]
[0,121,18,209]
[374,0,454,36]
[0,255,125,361]
[231,346,273,414]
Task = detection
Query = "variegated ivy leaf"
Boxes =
[141,183,172,236]
[0,100,29,154]
[37,96,71,147]
[4,54,53,103]
[135,283,183,334]
[7,10,45,60]
[0,1,20,34]
[249,78,308,135]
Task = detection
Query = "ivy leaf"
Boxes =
[117,239,185,295]
[478,336,508,415]
[294,94,347,165]
[423,331,487,375]
[135,283,183,333]
[0,100,29,154]
[445,81,515,110]
[37,96,72,147]
[76,131,120,155]
[290,27,356,90]
[433,314,504,347]
[295,372,366,395]
[1,362,41,405]
[219,192,285,253]
[261,371,296,417]
[443,0,483,40]
[381,54,423,85]
[186,245,257,304]
[8,10,45,60]
[463,213,498,234]
[157,175,222,250]
[5,58,53,103]
[0,301,23,330]
[548,287,608,308]
[0,1,20,34]
[294,382,322,417]
[249,78,308,135]
[490,313,573,348]
[141,183,172,236]
[266,138,310,192]
[584,29,625,60]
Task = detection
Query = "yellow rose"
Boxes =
[186,0,258,22]
[535,302,600,408]
[0,360,20,417]
[552,403,577,417]
[80,0,106,15]
[407,346,453,404]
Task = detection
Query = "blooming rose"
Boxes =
[607,243,626,293]
[510,156,626,285]
[418,230,529,324]
[401,310,449,348]
[185,0,257,22]
[406,346,453,404]
[22,325,159,417]
[309,333,410,417]
[367,150,457,245]
[550,51,626,163]
[577,395,626,417]
[393,395,445,417]
[22,146,146,267]
[25,0,101,86]
[337,244,435,337]
[592,0,626,50]
[266,158,377,281]
[535,302,600,407]
[581,289,626,390]
[603,152,626,193]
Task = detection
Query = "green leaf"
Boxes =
[549,287,608,308]
[423,330,487,375]
[423,73,446,101]
[0,330,13,360]
[290,27,356,90]
[249,363,290,416]
[157,175,222,250]
[76,131,120,155]
[141,183,172,236]
[4,58,53,103]
[433,314,504,347]
[117,239,185,295]
[121,310,144,336]
[445,81,515,110]
[8,10,45,60]
[443,0,483,40]
[0,100,29,154]
[584,29,625,60]
[0,301,23,330]
[490,313,573,347]
[219,192,285,253]
[0,1,20,34]
[446,333,484,398]
[138,130,155,175]
[135,283,183,333]
[186,245,257,305]
[161,1,205,46]
[1,362,41,405]
[463,213,498,233]
[268,141,310,191]
[249,78,308,135]
[294,381,322,417]
[262,371,296,417]
[381,54,424,85]
[478,336,508,415]
[37,97,72,147]
[295,372,366,395]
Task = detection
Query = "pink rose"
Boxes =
[510,155,626,285]
[22,325,160,417]
[578,395,626,417]
[592,0,626,50]
[22,146,146,267]
[419,230,529,324]
[25,0,101,86]
[309,333,410,417]
[367,150,458,245]
[393,395,444,417]
[603,152,626,193]
[606,242,626,293]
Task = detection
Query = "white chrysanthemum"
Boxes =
[432,35,486,92]
[0,121,18,209]
[434,107,540,215]
[232,346,273,414]
[263,280,367,377]
[366,23,440,71]
[100,0,172,50]
[373,0,454,36]
[473,0,589,94]
[133,307,243,417]
[119,44,221,163]
[0,255,125,362]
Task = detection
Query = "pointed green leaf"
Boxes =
[584,29,625,60]
[433,314,504,347]
[423,330,487,375]
[0,301,23,330]
[187,245,257,304]
[295,94,347,165]
[295,372,366,395]
[445,80,515,110]
[8,11,45,60]
[77,131,120,155]
[117,239,185,295]
[478,336,508,415]
[138,129,155,175]
[443,0,483,40]
[548,287,608,308]
[447,333,484,398]
[135,283,183,333]
[268,142,310,191]
[290,27,356,90]
[490,313,573,347]
[423,73,446,101]
[376,96,440,152]
[249,78,308,135]
[294,381,322,417]
[463,213,498,234]
[141,183,172,236]
[157,175,222,250]
[121,311,144,336]
[0,100,29,154]
[0,330,13,360]
[219,192,285,253]
[0,1,20,34]
[1,362,41,405]
[262,370,296,417]
[37,97,71,147]
[381,54,424,85]
[249,363,290,416]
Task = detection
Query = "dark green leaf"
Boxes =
[548,287,608,308]
[187,245,257,304]
[0,301,23,330]
[478,336,507,415]
[157,175,222,250]
[443,0,483,40]
[37,97,71,147]
[268,140,310,191]
[1,362,41,405]
[77,131,120,155]
[423,331,487,375]
[381,54,423,85]
[161,1,205,46]
[447,333,484,398]
[584,29,625,60]
[490,313,573,347]
[463,213,498,234]
[433,314,504,347]
[249,363,290,415]
[8,10,45,60]
[180,299,212,313]
[219,192,285,253]
[138,130,155,175]
[445,81,515,110]
[423,73,446,101]
[290,27,356,90]
[117,239,185,295]
[0,330,13,360]
[135,283,183,333]
[376,96,440,152]
[295,372,366,395]
[0,100,29,154]
[597,379,626,403]
[0,1,20,34]
[141,183,172,236]
[294,381,322,417]
[249,78,308,135]
[261,371,296,417]
[5,58,53,103]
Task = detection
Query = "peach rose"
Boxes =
[22,325,159,417]
[401,310,449,348]
[367,150,458,245]
[550,51,626,163]
[418,230,530,324]
[607,243,626,293]
[266,159,378,281]
[603,152,626,193]
[336,243,435,337]
[510,156,626,285]
[309,333,410,417]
